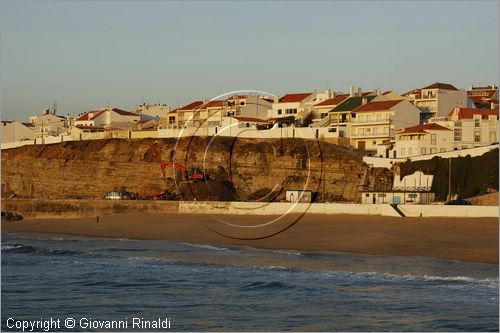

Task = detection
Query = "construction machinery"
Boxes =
[160,161,209,183]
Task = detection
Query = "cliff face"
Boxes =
[1,137,392,202]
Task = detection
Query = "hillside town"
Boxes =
[3,82,498,164]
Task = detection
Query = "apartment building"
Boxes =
[349,99,420,151]
[403,82,469,123]
[430,107,499,148]
[393,123,453,158]
[467,85,498,109]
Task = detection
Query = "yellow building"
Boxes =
[350,99,420,151]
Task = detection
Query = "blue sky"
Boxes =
[1,0,498,121]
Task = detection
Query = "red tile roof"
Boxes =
[422,82,458,91]
[227,95,248,100]
[110,108,136,116]
[353,100,403,113]
[201,100,224,108]
[402,88,421,97]
[467,89,497,98]
[314,94,349,107]
[178,100,205,111]
[75,111,101,121]
[232,116,270,123]
[398,123,451,134]
[279,93,313,103]
[449,107,499,119]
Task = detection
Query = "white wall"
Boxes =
[2,121,35,143]
[364,144,499,169]
[178,201,498,218]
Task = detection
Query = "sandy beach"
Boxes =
[2,213,498,264]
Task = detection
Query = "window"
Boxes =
[401,148,405,156]
[373,128,378,135]
[408,148,413,155]
[454,128,461,141]
[440,148,445,153]
[359,115,365,122]
[430,148,437,154]
[431,134,436,145]
[474,131,481,142]
[408,193,417,199]
[490,132,497,142]
[421,147,426,155]
[240,102,245,106]
[383,127,389,134]
[474,117,481,128]
[366,115,371,122]
[365,194,370,197]
[278,109,282,115]
[372,141,376,145]
[377,114,382,122]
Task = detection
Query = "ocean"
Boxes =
[2,232,498,331]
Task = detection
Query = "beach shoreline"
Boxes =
[2,212,498,264]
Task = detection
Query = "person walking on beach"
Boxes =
[96,215,100,223]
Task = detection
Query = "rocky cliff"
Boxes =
[1,137,392,202]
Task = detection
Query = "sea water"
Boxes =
[1,232,498,331]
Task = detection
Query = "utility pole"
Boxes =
[448,158,452,201]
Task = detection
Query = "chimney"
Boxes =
[470,84,473,90]
[362,97,368,105]
[357,87,362,96]
[324,89,331,98]
[274,96,279,103]
[349,85,355,97]
[376,88,380,96]
[332,91,336,98]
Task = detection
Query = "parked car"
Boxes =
[104,192,122,200]
[445,199,472,205]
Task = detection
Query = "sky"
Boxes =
[1,0,499,121]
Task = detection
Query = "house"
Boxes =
[1,121,35,143]
[74,108,140,129]
[285,189,313,203]
[392,123,453,158]
[269,90,333,126]
[404,82,469,123]
[28,110,68,138]
[326,93,377,141]
[349,99,420,151]
[133,103,171,119]
[430,107,499,149]
[269,92,314,124]
[173,100,205,128]
[467,85,498,109]
[311,94,349,125]
[361,171,435,204]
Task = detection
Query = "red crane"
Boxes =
[160,161,209,182]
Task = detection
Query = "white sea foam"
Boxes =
[180,242,228,251]
[1,244,23,251]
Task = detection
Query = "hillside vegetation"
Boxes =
[400,149,498,201]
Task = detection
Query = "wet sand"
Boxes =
[2,213,498,264]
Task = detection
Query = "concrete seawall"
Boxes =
[2,199,498,219]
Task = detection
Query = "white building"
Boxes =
[285,189,313,203]
[361,171,435,204]
[74,108,140,129]
[1,121,35,143]
[349,99,421,151]
[269,90,333,126]
[403,82,470,123]
[392,123,453,158]
[430,107,499,148]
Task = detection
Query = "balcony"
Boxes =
[351,119,390,126]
